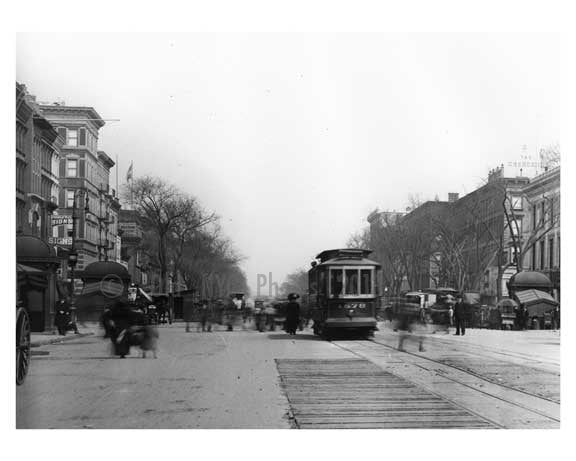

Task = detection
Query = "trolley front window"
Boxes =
[329,267,375,298]
[360,269,372,294]
[345,269,358,294]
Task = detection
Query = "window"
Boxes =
[79,128,86,146]
[330,269,343,296]
[66,190,75,208]
[549,238,554,269]
[67,159,78,177]
[531,244,536,270]
[532,204,537,230]
[318,270,326,295]
[541,201,546,225]
[345,269,358,295]
[360,269,372,294]
[57,127,66,142]
[540,240,545,270]
[67,129,78,146]
[510,194,523,210]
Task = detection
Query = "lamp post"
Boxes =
[68,190,89,304]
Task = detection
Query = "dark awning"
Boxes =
[17,263,44,273]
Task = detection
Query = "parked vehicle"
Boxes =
[496,298,517,330]
[16,301,31,385]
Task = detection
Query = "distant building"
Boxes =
[39,103,121,293]
[449,167,530,303]
[118,209,162,292]
[400,201,452,291]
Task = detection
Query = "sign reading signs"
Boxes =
[52,215,73,226]
[48,237,73,246]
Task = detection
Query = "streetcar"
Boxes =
[308,248,381,339]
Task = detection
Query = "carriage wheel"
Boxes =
[16,307,31,385]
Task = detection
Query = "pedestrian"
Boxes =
[454,294,466,336]
[285,293,300,335]
[395,311,425,352]
[448,305,454,327]
[552,305,560,330]
[199,300,209,332]
[105,298,145,358]
[54,299,79,335]
[54,300,70,336]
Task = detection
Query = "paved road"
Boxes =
[17,323,560,429]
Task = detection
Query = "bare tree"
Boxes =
[280,269,308,297]
[346,228,371,249]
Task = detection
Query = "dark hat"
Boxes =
[288,293,300,301]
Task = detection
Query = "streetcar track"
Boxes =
[327,343,507,429]
[417,333,560,368]
[368,338,560,404]
[330,339,560,425]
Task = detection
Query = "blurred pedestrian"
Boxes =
[454,294,466,336]
[448,305,454,327]
[199,300,210,332]
[285,293,300,335]
[395,311,425,352]
[54,299,79,336]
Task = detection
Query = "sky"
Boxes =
[16,32,562,294]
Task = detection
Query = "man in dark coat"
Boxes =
[104,297,146,357]
[285,293,300,335]
[454,295,466,336]
[54,299,79,335]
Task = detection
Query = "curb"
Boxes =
[31,332,95,348]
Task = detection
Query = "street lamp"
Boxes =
[68,190,89,302]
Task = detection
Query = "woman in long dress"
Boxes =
[285,293,300,335]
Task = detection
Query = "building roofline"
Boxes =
[97,150,115,168]
[38,104,106,129]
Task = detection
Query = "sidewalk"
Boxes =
[30,322,100,347]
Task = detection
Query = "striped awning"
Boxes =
[514,289,558,306]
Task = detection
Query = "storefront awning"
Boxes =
[514,289,558,307]
[17,263,44,273]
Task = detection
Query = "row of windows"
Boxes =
[529,235,560,271]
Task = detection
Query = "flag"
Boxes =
[126,162,133,182]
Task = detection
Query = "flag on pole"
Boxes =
[126,162,133,182]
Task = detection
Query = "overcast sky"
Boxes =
[16,33,562,294]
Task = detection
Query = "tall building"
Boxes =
[16,83,62,237]
[39,103,121,293]
[521,166,560,300]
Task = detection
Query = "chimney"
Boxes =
[448,193,459,203]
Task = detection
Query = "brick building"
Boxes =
[16,83,62,238]
[39,103,121,294]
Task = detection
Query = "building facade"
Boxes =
[39,103,122,293]
[366,165,555,304]
[450,167,530,303]
[118,209,163,292]
[16,83,62,238]
[521,166,560,301]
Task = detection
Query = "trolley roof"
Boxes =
[313,248,380,267]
